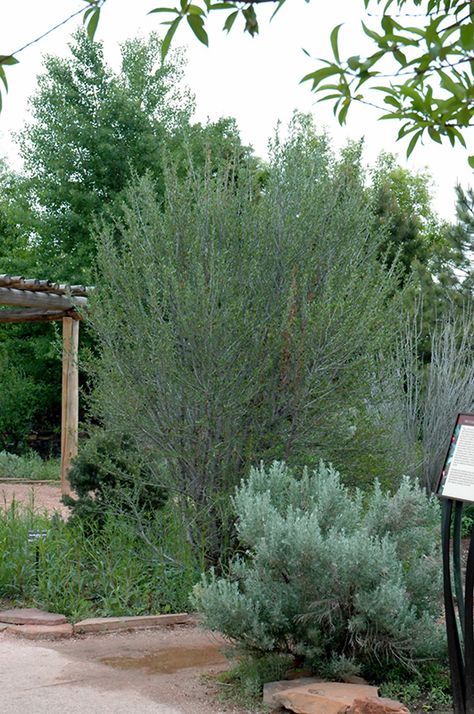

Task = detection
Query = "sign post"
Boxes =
[437,414,474,714]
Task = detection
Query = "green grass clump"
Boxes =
[0,451,59,480]
[380,663,452,711]
[0,503,199,620]
[216,652,293,710]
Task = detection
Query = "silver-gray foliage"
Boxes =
[378,306,474,491]
[90,118,402,557]
[192,461,445,676]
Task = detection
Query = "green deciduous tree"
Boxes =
[0,322,62,453]
[0,160,62,452]
[0,161,33,275]
[368,153,473,343]
[18,29,256,283]
[370,152,437,280]
[18,30,192,282]
[415,181,474,327]
[1,30,257,451]
[0,354,40,452]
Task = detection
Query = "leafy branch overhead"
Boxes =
[0,55,19,112]
[0,0,103,111]
[140,0,474,160]
[1,0,474,159]
[150,0,474,161]
[149,0,281,58]
[303,0,474,162]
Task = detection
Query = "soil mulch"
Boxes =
[0,481,69,518]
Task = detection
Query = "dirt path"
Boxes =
[0,481,69,518]
[0,625,242,714]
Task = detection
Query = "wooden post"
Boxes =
[60,317,79,495]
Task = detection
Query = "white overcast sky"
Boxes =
[0,0,473,220]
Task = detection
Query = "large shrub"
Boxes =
[90,118,404,560]
[192,461,445,679]
[0,355,41,452]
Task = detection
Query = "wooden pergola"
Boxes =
[0,275,92,495]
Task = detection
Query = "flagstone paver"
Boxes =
[6,623,73,640]
[74,613,191,634]
[273,681,380,714]
[0,608,67,626]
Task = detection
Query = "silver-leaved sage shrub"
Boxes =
[191,461,445,679]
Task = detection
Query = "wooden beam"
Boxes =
[0,275,91,297]
[0,275,23,286]
[60,317,79,496]
[0,286,88,311]
[0,308,79,324]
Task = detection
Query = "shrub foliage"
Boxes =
[192,461,445,678]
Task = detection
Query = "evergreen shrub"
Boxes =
[64,429,167,524]
[192,461,445,680]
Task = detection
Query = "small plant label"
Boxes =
[27,530,48,543]
[438,413,474,503]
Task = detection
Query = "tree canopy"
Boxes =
[17,30,191,281]
[15,30,254,282]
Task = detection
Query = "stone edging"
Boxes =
[73,612,193,634]
[0,609,195,640]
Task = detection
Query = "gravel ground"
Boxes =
[0,486,247,712]
[0,625,243,714]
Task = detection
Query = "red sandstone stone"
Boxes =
[348,697,410,714]
[263,678,324,705]
[342,675,370,685]
[6,623,73,640]
[273,682,379,714]
[0,608,67,626]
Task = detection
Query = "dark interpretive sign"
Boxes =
[437,413,474,714]
[438,413,474,503]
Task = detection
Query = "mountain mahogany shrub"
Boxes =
[91,118,404,560]
[192,461,445,678]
